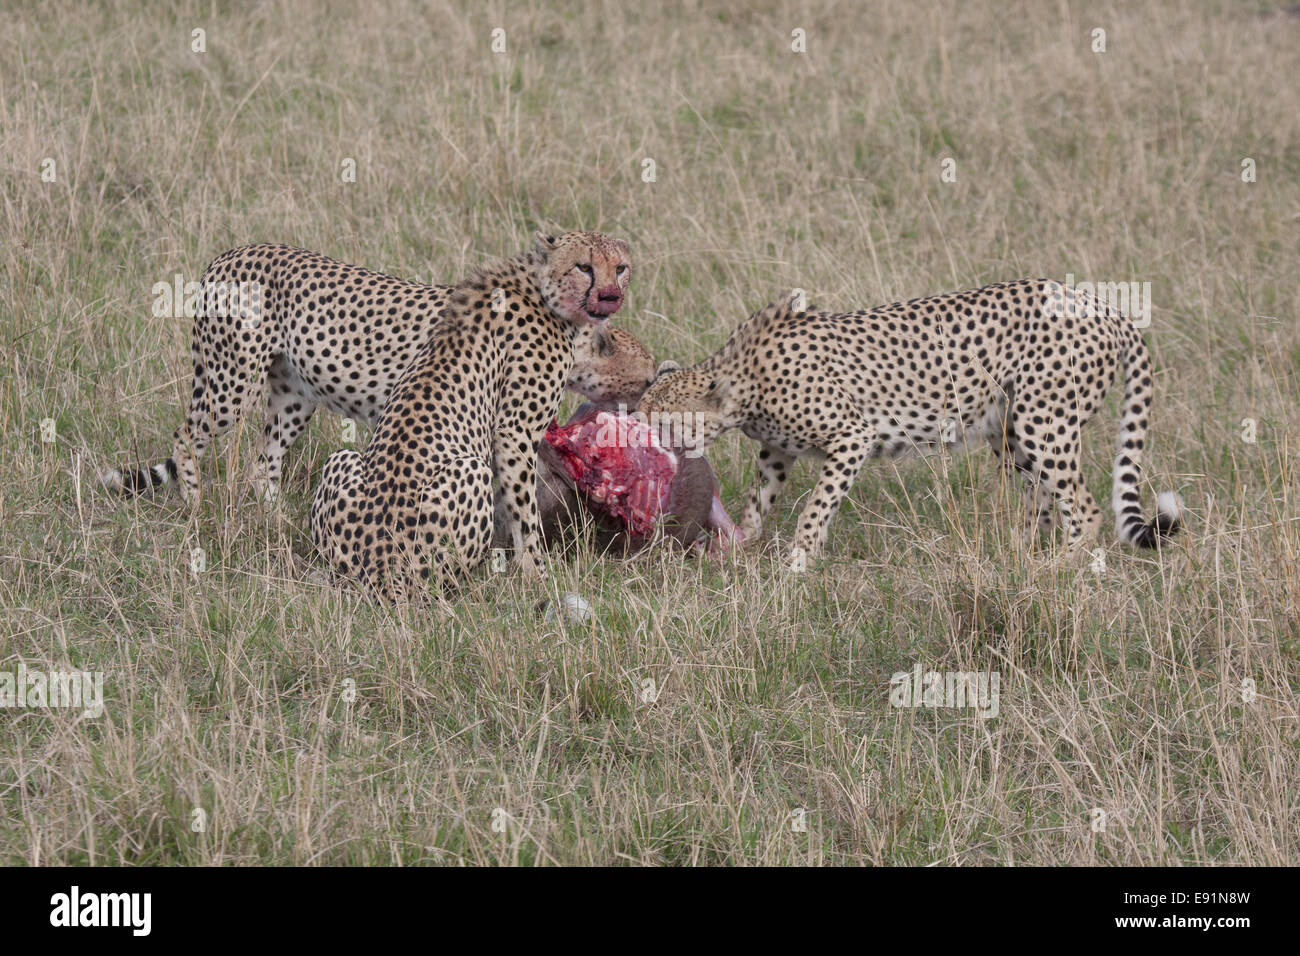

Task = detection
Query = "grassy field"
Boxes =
[2,0,1298,865]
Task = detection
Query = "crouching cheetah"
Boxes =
[637,279,1183,562]
[104,244,452,502]
[310,231,632,599]
[564,326,658,403]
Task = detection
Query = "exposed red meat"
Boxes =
[543,411,679,537]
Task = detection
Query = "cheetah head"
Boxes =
[534,231,632,327]
[635,360,734,453]
[568,326,658,404]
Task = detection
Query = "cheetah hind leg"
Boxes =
[171,346,272,504]
[1026,480,1057,537]
[1013,430,1104,552]
[408,457,496,592]
[249,354,319,503]
[1011,463,1057,546]
[989,417,1057,548]
[310,448,365,583]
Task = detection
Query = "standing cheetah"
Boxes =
[637,280,1183,561]
[310,231,632,599]
[103,244,451,502]
[103,244,637,503]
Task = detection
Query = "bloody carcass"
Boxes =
[495,401,740,555]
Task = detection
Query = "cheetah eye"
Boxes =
[616,264,627,275]
[575,263,594,276]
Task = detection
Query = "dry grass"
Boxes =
[1,0,1298,865]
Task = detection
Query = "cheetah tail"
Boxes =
[1112,331,1183,548]
[101,458,179,496]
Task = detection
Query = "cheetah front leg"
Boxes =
[740,445,795,543]
[791,434,873,563]
[493,426,547,578]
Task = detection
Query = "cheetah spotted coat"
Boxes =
[637,279,1182,561]
[309,231,632,599]
[105,243,451,502]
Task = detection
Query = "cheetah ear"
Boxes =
[534,232,558,251]
[705,376,730,408]
[654,359,682,379]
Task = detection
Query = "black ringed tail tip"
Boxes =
[1131,490,1184,549]
[103,458,178,496]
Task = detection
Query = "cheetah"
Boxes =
[103,244,640,503]
[637,280,1183,562]
[310,231,632,600]
[103,244,452,502]
[565,326,658,403]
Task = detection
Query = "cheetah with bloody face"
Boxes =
[637,280,1183,562]
[104,244,452,502]
[310,231,632,600]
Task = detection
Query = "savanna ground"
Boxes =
[1,0,1298,865]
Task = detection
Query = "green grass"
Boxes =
[1,0,1298,865]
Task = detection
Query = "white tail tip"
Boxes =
[1156,490,1184,523]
